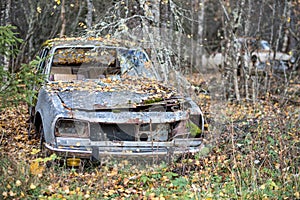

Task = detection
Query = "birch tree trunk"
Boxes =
[0,0,5,67]
[219,0,241,101]
[3,0,11,72]
[288,1,297,70]
[197,0,205,73]
[244,0,252,100]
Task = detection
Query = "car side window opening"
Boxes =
[37,48,49,73]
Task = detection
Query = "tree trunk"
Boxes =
[3,0,11,72]
[244,0,252,100]
[257,1,263,34]
[265,0,278,96]
[197,0,205,73]
[60,0,66,37]
[282,0,290,53]
[0,0,5,66]
[71,1,84,33]
[219,0,241,101]
[86,0,93,29]
[16,0,37,69]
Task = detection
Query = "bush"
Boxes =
[0,26,44,110]
[0,25,22,57]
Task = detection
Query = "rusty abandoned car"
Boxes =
[206,37,295,72]
[29,37,204,165]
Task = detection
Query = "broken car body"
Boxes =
[206,37,294,72]
[32,37,204,162]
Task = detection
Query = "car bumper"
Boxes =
[44,139,202,158]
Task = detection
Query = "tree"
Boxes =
[60,0,66,37]
[0,0,11,71]
[86,0,93,29]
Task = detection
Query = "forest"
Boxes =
[0,0,299,199]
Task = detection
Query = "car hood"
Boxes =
[45,77,180,111]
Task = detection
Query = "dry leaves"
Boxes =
[0,88,299,199]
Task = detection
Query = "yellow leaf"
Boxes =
[9,190,16,197]
[69,190,76,195]
[108,168,118,176]
[30,183,36,190]
[55,0,61,5]
[30,148,40,155]
[123,178,129,185]
[108,189,115,195]
[37,6,42,14]
[125,189,132,194]
[63,186,70,194]
[30,161,44,175]
[295,191,299,199]
[118,188,125,192]
[16,180,22,187]
[270,181,278,190]
[2,192,8,197]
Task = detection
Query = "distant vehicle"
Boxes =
[29,37,204,166]
[206,37,295,72]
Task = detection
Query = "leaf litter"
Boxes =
[0,82,299,199]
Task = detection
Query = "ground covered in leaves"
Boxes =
[0,90,299,199]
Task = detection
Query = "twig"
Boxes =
[0,130,4,145]
[230,120,242,198]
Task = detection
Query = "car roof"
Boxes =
[42,37,139,49]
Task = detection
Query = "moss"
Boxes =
[143,97,163,104]
[186,121,201,137]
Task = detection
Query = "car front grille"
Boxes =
[90,123,173,142]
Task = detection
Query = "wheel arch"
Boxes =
[34,111,43,134]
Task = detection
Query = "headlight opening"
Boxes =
[55,119,89,137]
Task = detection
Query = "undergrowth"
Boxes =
[0,99,299,199]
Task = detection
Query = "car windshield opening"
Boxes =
[259,40,271,51]
[50,47,156,81]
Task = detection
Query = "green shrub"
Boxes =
[0,26,44,110]
[0,59,45,109]
[0,25,22,57]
